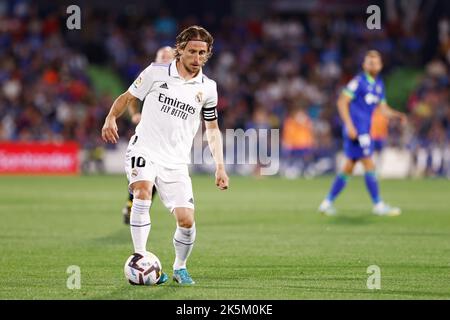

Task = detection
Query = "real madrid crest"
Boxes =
[195,91,203,104]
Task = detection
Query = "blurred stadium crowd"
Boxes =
[0,1,449,177]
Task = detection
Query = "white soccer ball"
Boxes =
[124,252,162,285]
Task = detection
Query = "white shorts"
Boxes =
[125,141,194,213]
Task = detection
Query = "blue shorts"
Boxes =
[343,135,373,161]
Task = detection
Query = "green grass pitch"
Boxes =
[1,175,449,299]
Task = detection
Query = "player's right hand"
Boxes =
[215,168,229,191]
[102,116,119,144]
[346,125,358,140]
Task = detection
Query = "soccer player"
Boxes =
[102,26,229,285]
[318,50,406,216]
[122,46,175,225]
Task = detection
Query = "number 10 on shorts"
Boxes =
[131,156,146,168]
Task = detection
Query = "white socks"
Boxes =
[130,200,196,270]
[173,223,196,270]
[130,199,151,255]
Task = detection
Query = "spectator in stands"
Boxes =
[281,107,315,178]
[0,2,448,178]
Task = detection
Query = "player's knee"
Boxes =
[362,159,375,171]
[175,208,195,228]
[132,186,153,200]
[179,220,194,228]
[342,167,353,175]
[178,216,195,228]
[343,161,355,174]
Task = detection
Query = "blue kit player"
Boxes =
[319,50,407,216]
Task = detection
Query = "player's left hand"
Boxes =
[102,116,119,144]
[215,168,229,191]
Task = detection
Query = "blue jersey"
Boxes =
[342,72,386,136]
[341,72,386,160]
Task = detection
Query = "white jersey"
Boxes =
[128,61,218,169]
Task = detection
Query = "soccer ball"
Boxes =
[124,252,162,285]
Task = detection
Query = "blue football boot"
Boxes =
[173,269,195,285]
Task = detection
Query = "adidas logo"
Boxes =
[160,83,169,89]
[188,198,194,204]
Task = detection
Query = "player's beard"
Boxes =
[181,59,201,75]
[365,64,382,77]
[368,70,380,78]
[188,64,201,75]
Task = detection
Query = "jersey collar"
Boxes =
[169,61,204,84]
[364,72,376,85]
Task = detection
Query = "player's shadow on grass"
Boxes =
[326,214,375,225]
